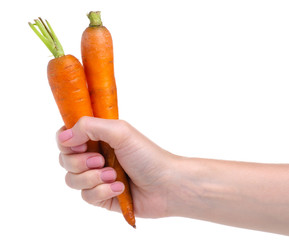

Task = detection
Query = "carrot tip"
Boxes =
[133,225,136,229]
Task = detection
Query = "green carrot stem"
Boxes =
[87,11,103,27]
[28,18,65,58]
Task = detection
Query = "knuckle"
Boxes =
[85,170,100,188]
[84,175,94,189]
[60,154,79,172]
[115,120,131,148]
[78,116,90,132]
[81,190,88,202]
[59,153,63,167]
[65,172,72,188]
[117,120,130,132]
[81,186,112,206]
[77,116,96,141]
[81,189,93,204]
[69,156,79,172]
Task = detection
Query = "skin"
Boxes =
[57,116,289,235]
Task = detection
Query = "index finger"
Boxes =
[57,116,130,150]
[56,126,87,154]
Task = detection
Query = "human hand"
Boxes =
[57,116,289,235]
[57,116,176,218]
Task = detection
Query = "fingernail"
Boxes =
[86,156,103,168]
[58,129,73,142]
[71,144,87,153]
[101,169,116,183]
[110,182,124,192]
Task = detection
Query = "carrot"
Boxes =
[29,18,99,152]
[81,11,136,228]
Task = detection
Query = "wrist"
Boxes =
[166,156,232,220]
[165,156,205,218]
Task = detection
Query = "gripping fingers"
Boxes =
[81,181,124,205]
[59,152,105,173]
[65,167,117,190]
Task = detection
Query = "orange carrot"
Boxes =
[29,18,99,152]
[81,11,136,228]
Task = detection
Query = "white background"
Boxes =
[1,0,289,239]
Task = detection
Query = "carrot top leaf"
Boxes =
[28,18,65,58]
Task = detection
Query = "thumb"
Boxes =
[58,116,130,149]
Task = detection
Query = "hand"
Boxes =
[57,116,175,218]
[56,116,289,235]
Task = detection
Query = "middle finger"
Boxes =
[65,167,117,190]
[59,152,105,173]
